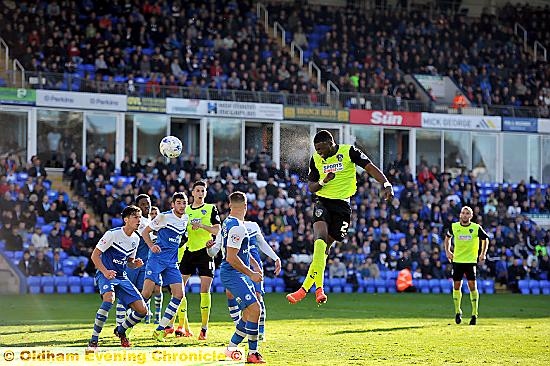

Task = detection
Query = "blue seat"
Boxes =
[418,279,430,294]
[81,276,95,293]
[215,285,225,293]
[263,285,274,293]
[68,276,82,293]
[540,280,550,295]
[385,279,396,293]
[429,279,441,293]
[483,279,495,294]
[28,276,41,294]
[461,281,471,294]
[518,279,530,295]
[374,279,386,293]
[343,285,354,293]
[41,276,55,293]
[529,280,541,295]
[55,276,69,293]
[112,218,123,227]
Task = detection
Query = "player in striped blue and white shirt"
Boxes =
[216,192,265,364]
[140,192,189,342]
[87,205,147,351]
[209,221,281,342]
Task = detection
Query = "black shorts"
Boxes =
[179,248,215,277]
[452,263,477,282]
[312,196,352,242]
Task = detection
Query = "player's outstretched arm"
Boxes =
[206,232,222,257]
[364,162,394,202]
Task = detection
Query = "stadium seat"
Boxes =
[429,279,441,294]
[540,280,550,295]
[28,276,41,294]
[374,279,386,293]
[461,281,471,294]
[111,218,123,227]
[215,285,225,293]
[263,285,274,293]
[364,278,375,293]
[343,284,354,293]
[54,276,69,293]
[385,279,396,293]
[41,276,55,294]
[68,276,82,293]
[518,280,530,295]
[483,280,495,294]
[418,279,430,294]
[81,276,95,293]
[529,280,541,295]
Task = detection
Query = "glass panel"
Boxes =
[280,123,310,177]
[527,135,540,183]
[472,134,497,182]
[135,114,167,163]
[85,114,116,161]
[124,114,134,160]
[37,109,83,168]
[0,111,27,169]
[444,131,471,174]
[382,129,409,171]
[542,137,550,184]
[211,118,241,169]
[503,134,541,183]
[316,127,340,143]
[416,130,441,171]
[170,117,200,159]
[350,125,381,167]
[245,122,273,169]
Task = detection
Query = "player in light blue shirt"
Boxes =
[87,205,147,351]
[218,192,265,364]
[140,192,189,342]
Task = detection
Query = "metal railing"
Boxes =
[273,21,286,48]
[13,59,25,88]
[22,71,546,118]
[0,37,8,72]
[290,41,304,67]
[514,23,528,49]
[256,3,269,34]
[308,61,321,90]
[534,40,547,62]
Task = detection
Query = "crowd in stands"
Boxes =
[268,2,550,113]
[1,1,548,114]
[0,0,317,99]
[3,145,549,294]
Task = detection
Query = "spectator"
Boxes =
[31,227,49,251]
[51,251,65,276]
[18,250,33,276]
[28,156,47,178]
[31,250,53,276]
[282,262,300,291]
[73,261,89,277]
[329,257,346,278]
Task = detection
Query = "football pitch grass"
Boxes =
[0,292,549,365]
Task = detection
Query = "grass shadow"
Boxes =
[0,325,85,335]
[330,325,424,335]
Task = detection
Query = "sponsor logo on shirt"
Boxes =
[112,258,125,265]
[168,236,181,243]
[458,235,472,240]
[191,218,201,224]
[323,162,344,174]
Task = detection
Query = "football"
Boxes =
[159,136,183,159]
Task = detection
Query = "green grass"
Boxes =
[0,293,549,365]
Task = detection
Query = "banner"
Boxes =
[350,110,421,127]
[502,117,538,133]
[0,88,36,105]
[206,100,283,120]
[284,107,348,122]
[166,98,207,115]
[538,119,550,134]
[127,96,166,113]
[36,90,127,111]
[421,113,501,131]
[167,99,283,120]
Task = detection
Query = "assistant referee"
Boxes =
[444,206,488,325]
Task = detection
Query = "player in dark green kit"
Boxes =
[287,130,394,305]
[444,206,488,325]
